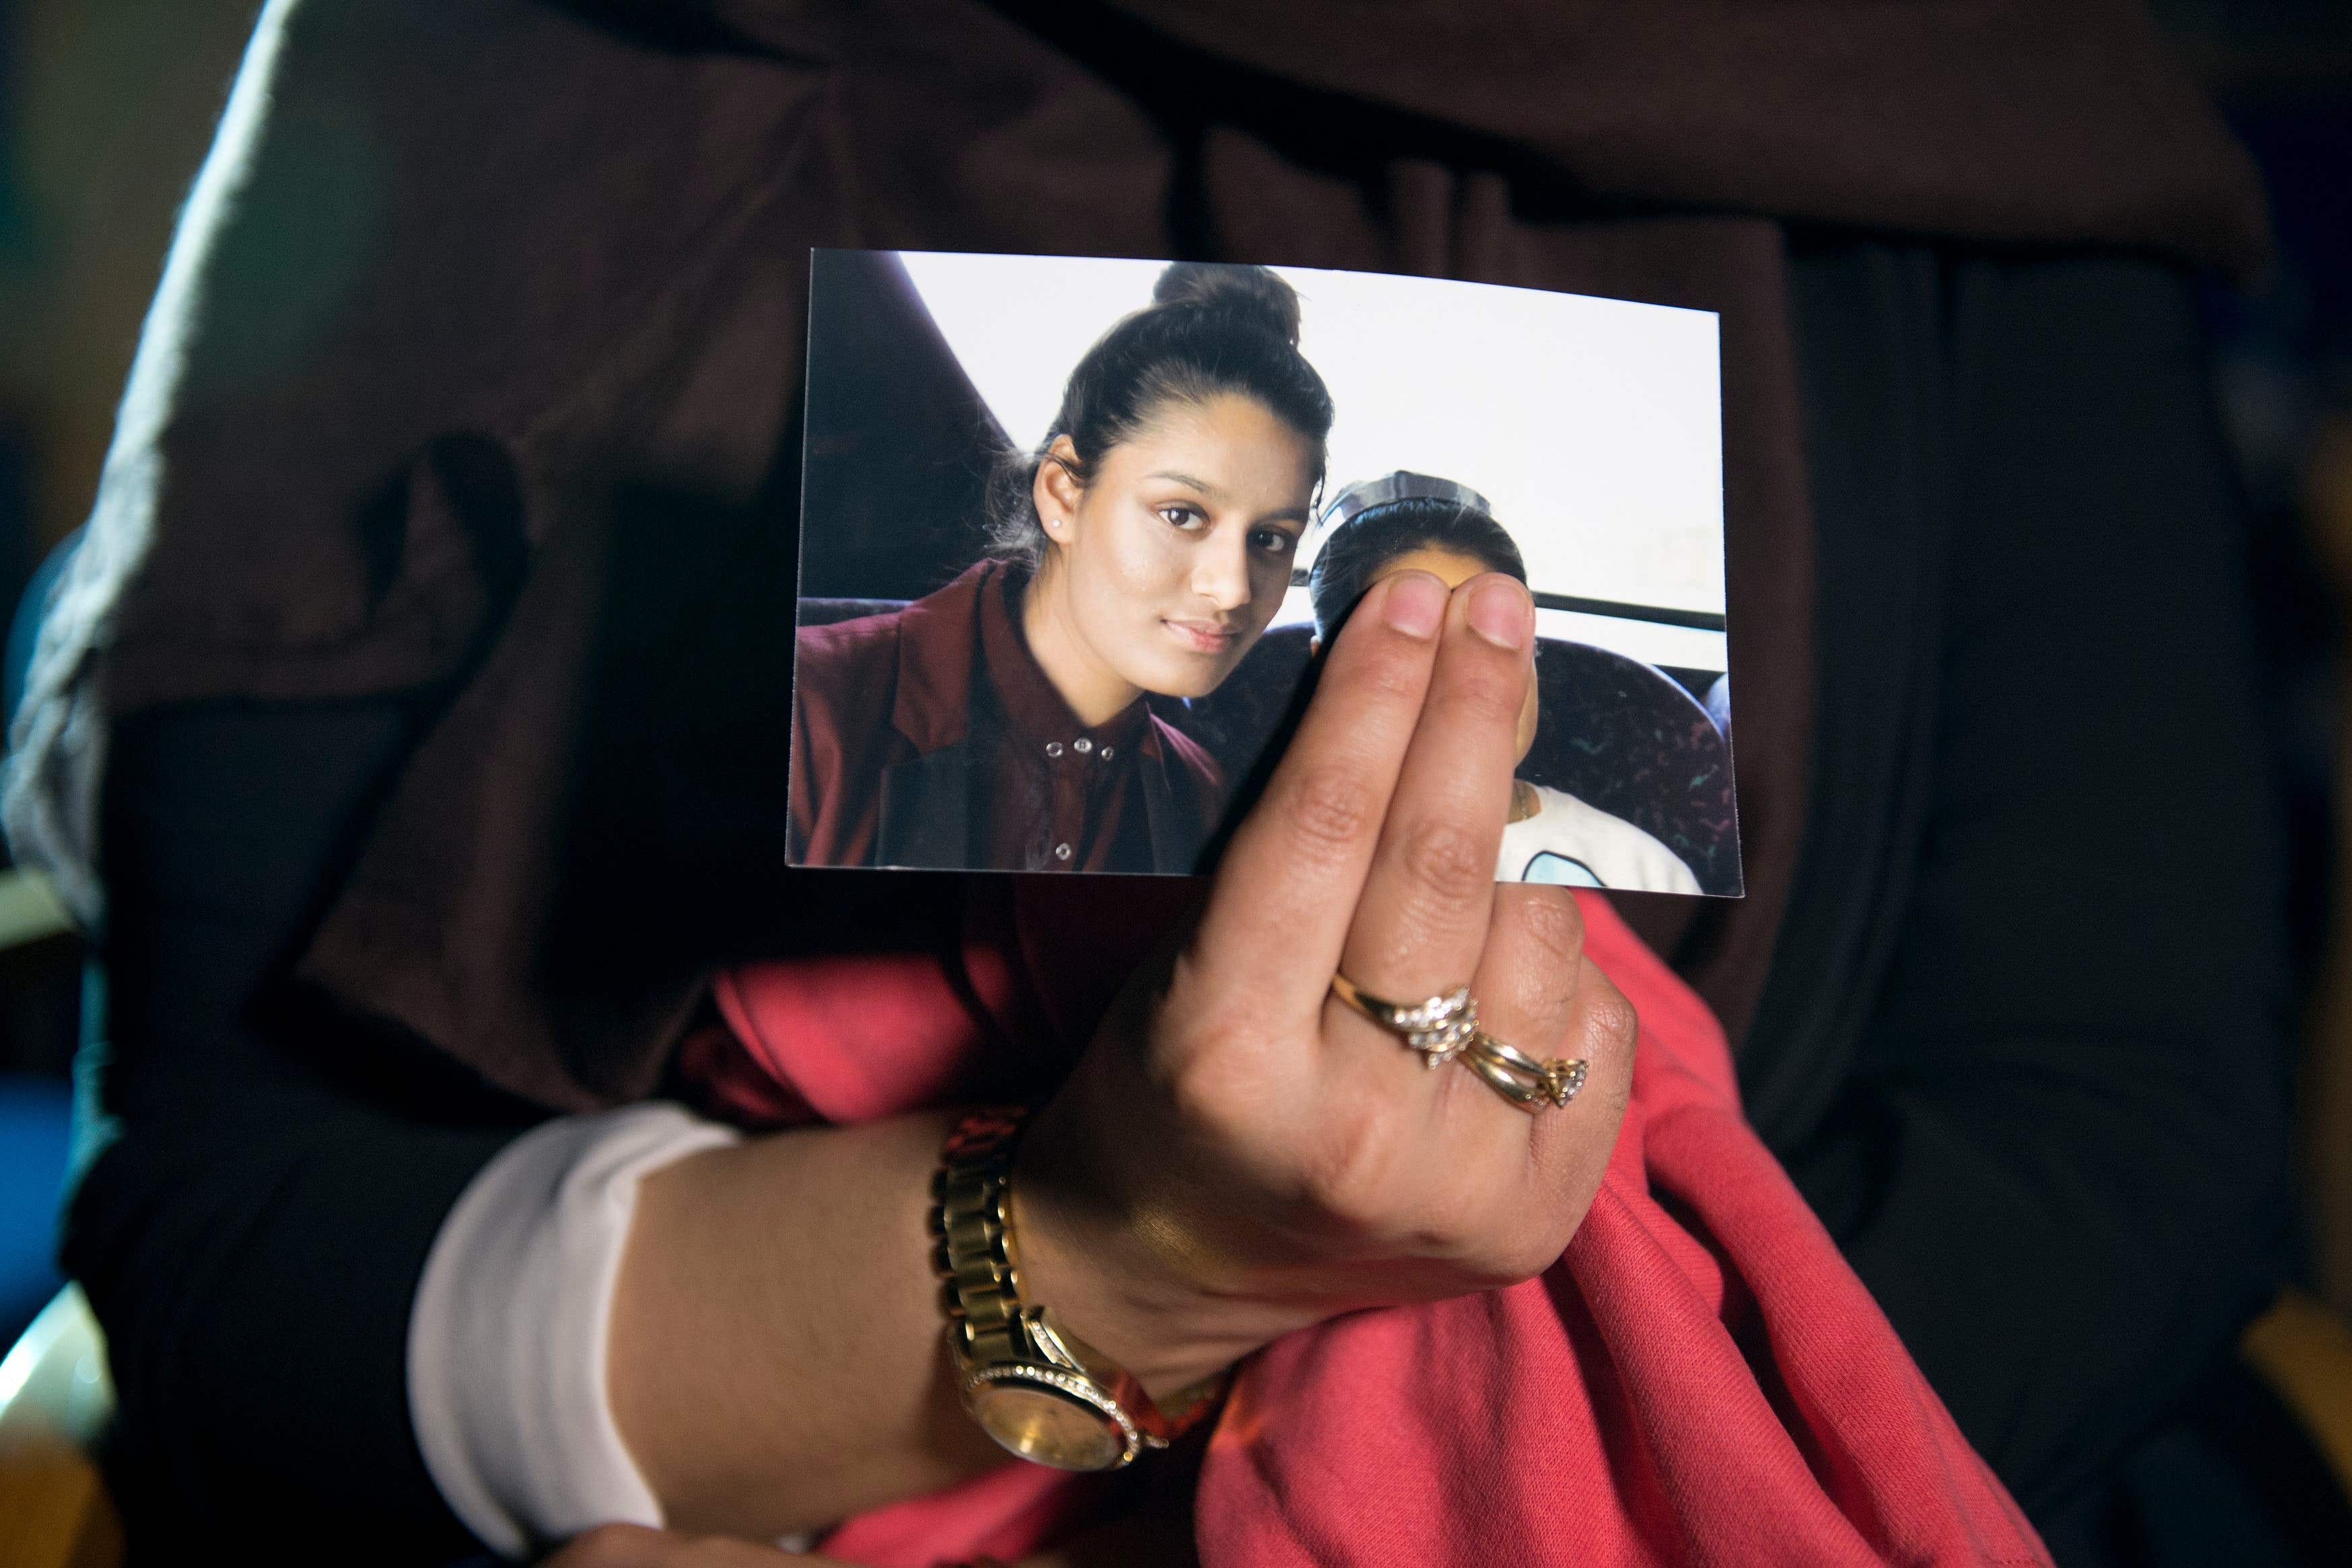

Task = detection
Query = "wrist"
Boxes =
[1007,1097,1294,1398]
[931,1106,1236,1473]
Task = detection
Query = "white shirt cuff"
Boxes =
[408,1103,742,1557]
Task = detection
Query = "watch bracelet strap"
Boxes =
[929,1107,1032,1367]
[929,1107,1227,1449]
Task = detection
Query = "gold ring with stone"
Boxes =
[1458,1032,1588,1112]
[1328,974,1480,1067]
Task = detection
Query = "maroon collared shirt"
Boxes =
[790,559,1223,873]
[972,567,1156,872]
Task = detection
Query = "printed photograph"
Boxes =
[790,250,1739,894]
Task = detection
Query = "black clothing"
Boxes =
[81,704,524,1558]
[1762,248,2291,1520]
[69,244,2293,1561]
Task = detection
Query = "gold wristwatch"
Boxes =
[929,1108,1225,1471]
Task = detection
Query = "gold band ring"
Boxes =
[1328,974,1480,1067]
[1458,1032,1588,1112]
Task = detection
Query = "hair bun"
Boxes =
[1152,262,1302,347]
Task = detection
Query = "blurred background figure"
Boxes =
[0,1,2347,1563]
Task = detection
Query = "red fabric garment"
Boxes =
[694,884,2049,1567]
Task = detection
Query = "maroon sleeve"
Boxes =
[789,620,901,866]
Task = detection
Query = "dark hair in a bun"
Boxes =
[1151,260,1304,343]
[988,262,1334,568]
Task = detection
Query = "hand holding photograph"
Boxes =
[790,251,1738,895]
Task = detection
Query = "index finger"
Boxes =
[1189,570,1449,1014]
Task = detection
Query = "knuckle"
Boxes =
[1299,1107,1401,1227]
[1506,886,1588,978]
[1398,816,1494,907]
[1153,1004,1260,1125]
[1161,1046,1247,1138]
[1280,764,1379,863]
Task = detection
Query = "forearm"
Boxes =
[608,1108,1009,1537]
[607,1064,1328,1543]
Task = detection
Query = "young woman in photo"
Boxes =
[1308,473,1704,894]
[789,262,1332,874]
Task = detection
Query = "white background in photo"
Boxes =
[898,251,1727,674]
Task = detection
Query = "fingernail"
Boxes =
[1467,576,1530,649]
[1382,571,1446,639]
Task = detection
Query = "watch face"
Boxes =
[969,1376,1131,1471]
